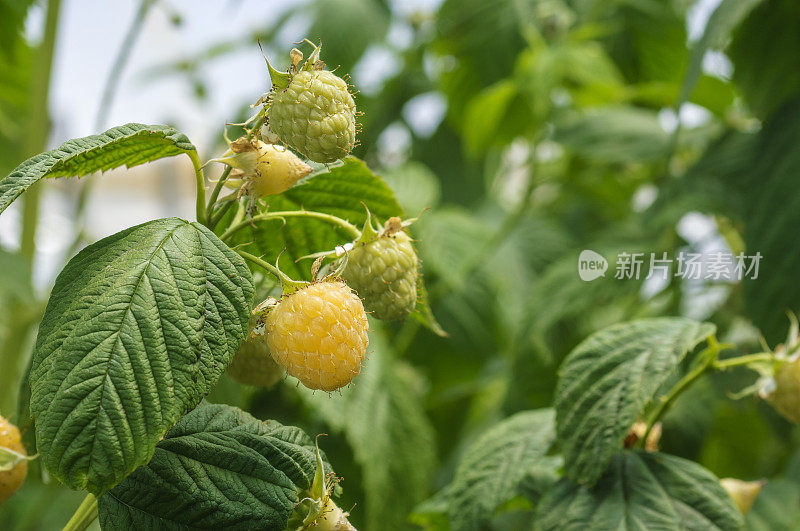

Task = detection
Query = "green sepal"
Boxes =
[0,446,35,471]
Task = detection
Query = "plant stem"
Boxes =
[221,210,360,242]
[641,336,723,444]
[19,0,61,262]
[208,196,237,230]
[237,250,281,279]
[189,150,207,225]
[63,493,98,531]
[713,352,774,370]
[205,166,233,222]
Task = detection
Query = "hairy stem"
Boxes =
[189,150,207,225]
[20,0,61,262]
[713,352,775,370]
[221,210,360,242]
[205,166,233,222]
[63,493,98,531]
[237,250,281,279]
[641,336,724,444]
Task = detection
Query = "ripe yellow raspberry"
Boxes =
[0,415,28,505]
[720,478,764,514]
[226,337,285,388]
[265,281,368,391]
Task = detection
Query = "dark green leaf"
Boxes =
[555,318,714,484]
[30,219,253,494]
[414,409,558,531]
[98,403,322,530]
[679,0,764,106]
[0,123,196,214]
[728,0,800,118]
[553,107,669,164]
[537,450,743,530]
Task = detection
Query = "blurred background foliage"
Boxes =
[2,0,800,529]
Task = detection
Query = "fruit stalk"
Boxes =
[63,493,98,531]
[221,210,360,242]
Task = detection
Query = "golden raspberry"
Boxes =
[265,281,368,391]
[0,415,28,505]
[226,337,285,388]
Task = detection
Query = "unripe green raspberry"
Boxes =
[761,355,800,423]
[265,280,368,391]
[268,70,356,164]
[226,337,285,388]
[340,226,418,321]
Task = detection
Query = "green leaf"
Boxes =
[98,403,322,529]
[0,123,197,215]
[555,318,715,485]
[226,157,403,281]
[414,409,558,531]
[553,107,670,164]
[298,327,436,529]
[728,0,800,118]
[306,0,391,74]
[29,218,253,495]
[678,0,764,107]
[536,450,744,530]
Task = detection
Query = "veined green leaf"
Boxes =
[98,403,323,530]
[414,409,559,531]
[30,218,253,495]
[553,107,669,164]
[536,450,743,530]
[555,318,714,485]
[678,0,764,107]
[728,0,800,119]
[298,327,436,529]
[0,123,196,215]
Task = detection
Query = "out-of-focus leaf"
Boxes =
[298,328,436,530]
[307,0,391,74]
[731,100,800,343]
[604,0,688,85]
[0,0,34,56]
[555,318,714,484]
[553,106,669,164]
[413,409,558,531]
[728,0,800,118]
[380,161,441,215]
[679,0,764,107]
[537,450,744,530]
[746,453,800,530]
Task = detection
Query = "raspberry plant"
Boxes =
[3,0,800,529]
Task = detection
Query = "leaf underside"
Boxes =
[98,403,322,530]
[0,123,196,215]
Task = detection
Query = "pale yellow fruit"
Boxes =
[265,281,368,391]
